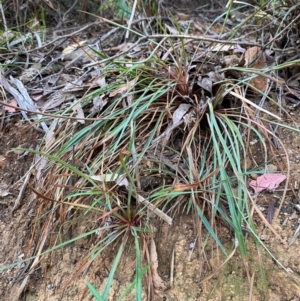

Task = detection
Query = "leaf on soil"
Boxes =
[210,44,236,52]
[165,24,179,35]
[62,41,87,56]
[244,46,267,92]
[44,119,58,151]
[35,157,48,181]
[92,95,107,113]
[41,92,68,111]
[0,186,11,197]
[4,98,17,112]
[91,174,129,187]
[109,77,138,97]
[72,102,85,124]
[150,236,167,289]
[197,77,212,93]
[95,75,107,88]
[249,173,286,194]
[233,45,246,54]
[172,103,191,124]
[119,42,141,53]
[0,155,6,167]
[206,71,225,82]
[221,54,240,67]
[19,63,41,84]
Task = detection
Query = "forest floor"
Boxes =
[1,2,300,300]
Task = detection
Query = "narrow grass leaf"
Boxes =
[195,204,227,256]
[133,230,142,301]
[86,281,104,301]
[117,264,150,301]
[101,241,125,300]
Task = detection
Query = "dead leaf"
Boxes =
[175,12,191,21]
[210,44,236,52]
[93,95,107,113]
[150,236,167,289]
[31,93,46,103]
[109,77,138,97]
[19,63,41,84]
[0,184,11,198]
[63,79,83,92]
[173,180,203,191]
[244,46,267,92]
[44,119,58,151]
[197,77,212,93]
[119,42,141,53]
[165,24,179,35]
[233,45,246,54]
[91,174,129,187]
[0,155,6,168]
[96,76,107,87]
[244,46,260,67]
[221,55,240,67]
[72,102,85,124]
[4,99,17,113]
[41,92,69,111]
[152,103,191,145]
[173,103,191,124]
[45,129,55,151]
[206,71,225,82]
[249,173,286,194]
[35,157,48,181]
[62,40,87,55]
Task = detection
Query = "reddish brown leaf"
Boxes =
[249,173,286,194]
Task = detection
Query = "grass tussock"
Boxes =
[1,0,300,299]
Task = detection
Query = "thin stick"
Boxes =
[248,271,255,301]
[170,248,175,287]
[132,190,172,225]
[125,0,138,40]
[12,169,32,213]
[230,91,281,120]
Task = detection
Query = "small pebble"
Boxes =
[265,164,277,173]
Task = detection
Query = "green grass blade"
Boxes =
[117,264,150,301]
[86,282,104,301]
[102,241,125,300]
[195,204,227,256]
[133,229,142,301]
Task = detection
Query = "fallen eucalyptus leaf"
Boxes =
[249,173,286,194]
